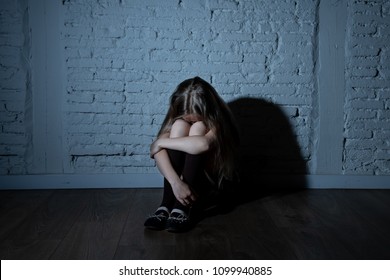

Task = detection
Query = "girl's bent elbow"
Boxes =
[198,139,210,154]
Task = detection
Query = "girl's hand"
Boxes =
[150,139,162,158]
[171,179,197,207]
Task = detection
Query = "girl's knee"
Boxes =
[189,121,207,136]
[170,119,190,138]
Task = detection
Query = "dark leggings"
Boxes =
[160,149,213,212]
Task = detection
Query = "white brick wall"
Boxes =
[61,0,318,175]
[0,0,28,175]
[344,0,390,175]
[0,0,389,183]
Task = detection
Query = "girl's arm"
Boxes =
[151,132,180,186]
[152,139,197,206]
[150,130,215,158]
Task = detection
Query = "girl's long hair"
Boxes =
[158,76,240,187]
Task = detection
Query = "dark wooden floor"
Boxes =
[0,188,390,260]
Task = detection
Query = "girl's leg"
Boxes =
[167,121,212,232]
[159,120,190,210]
[145,120,190,230]
[172,121,210,210]
[183,121,208,189]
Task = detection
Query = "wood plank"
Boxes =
[0,190,89,259]
[0,239,62,260]
[173,214,235,259]
[330,190,390,259]
[265,190,390,259]
[1,189,390,260]
[261,190,357,259]
[310,190,390,259]
[114,188,177,260]
[173,197,298,259]
[51,189,135,259]
[0,190,53,243]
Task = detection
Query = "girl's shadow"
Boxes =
[193,97,308,224]
[227,97,308,205]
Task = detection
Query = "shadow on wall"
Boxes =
[228,97,308,202]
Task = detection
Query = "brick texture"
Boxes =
[61,0,318,174]
[0,0,28,174]
[0,0,389,178]
[344,0,390,175]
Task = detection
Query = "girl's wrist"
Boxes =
[170,177,182,190]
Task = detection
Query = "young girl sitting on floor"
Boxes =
[145,76,239,232]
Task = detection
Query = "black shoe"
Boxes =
[165,208,191,233]
[144,207,170,230]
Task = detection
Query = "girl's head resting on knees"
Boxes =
[159,76,240,186]
[159,76,236,135]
